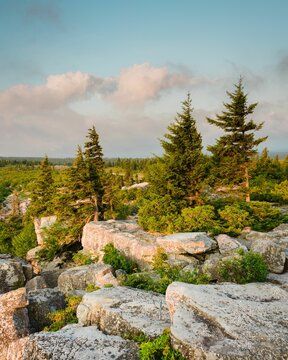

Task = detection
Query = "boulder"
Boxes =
[201,253,223,280]
[77,286,170,339]
[41,268,65,288]
[58,263,118,295]
[27,288,65,332]
[157,232,217,255]
[34,215,57,246]
[15,325,138,360]
[82,220,158,269]
[251,239,286,273]
[26,246,43,274]
[216,234,247,255]
[0,257,26,293]
[25,276,48,292]
[166,282,288,359]
[267,272,288,290]
[0,288,29,359]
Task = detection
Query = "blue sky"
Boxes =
[0,0,288,157]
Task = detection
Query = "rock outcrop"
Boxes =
[58,263,118,295]
[14,325,138,360]
[215,234,247,255]
[77,286,170,338]
[166,282,288,359]
[0,256,26,293]
[251,239,286,273]
[0,288,29,359]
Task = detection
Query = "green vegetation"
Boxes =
[217,249,268,284]
[85,284,100,292]
[102,243,138,274]
[12,222,37,258]
[44,295,82,332]
[72,251,96,265]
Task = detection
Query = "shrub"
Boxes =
[139,329,185,360]
[248,201,283,231]
[72,251,95,265]
[273,180,288,202]
[85,284,100,292]
[218,204,250,235]
[12,222,37,258]
[0,216,23,254]
[217,249,268,284]
[178,205,221,234]
[102,243,138,274]
[44,295,82,332]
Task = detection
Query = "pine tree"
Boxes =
[30,155,54,216]
[161,93,204,205]
[84,126,105,220]
[207,78,267,202]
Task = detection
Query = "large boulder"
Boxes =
[27,288,65,332]
[77,286,170,339]
[251,239,286,273]
[58,263,118,295]
[26,246,43,274]
[166,282,288,359]
[157,233,217,255]
[16,325,138,360]
[0,288,29,359]
[25,276,48,292]
[41,268,65,288]
[215,234,247,255]
[267,272,288,290]
[34,216,57,246]
[82,220,158,269]
[0,256,26,293]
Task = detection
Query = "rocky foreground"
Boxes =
[1,219,288,359]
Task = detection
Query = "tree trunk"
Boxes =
[93,196,99,221]
[245,166,250,202]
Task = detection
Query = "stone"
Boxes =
[77,286,170,339]
[82,220,158,269]
[267,272,288,290]
[216,234,247,255]
[16,325,138,360]
[122,181,149,190]
[26,246,43,274]
[0,288,29,359]
[34,215,57,246]
[25,276,48,292]
[157,232,217,255]
[21,262,33,282]
[41,268,65,288]
[251,239,286,273]
[27,288,65,332]
[58,263,119,295]
[0,257,26,293]
[166,282,288,359]
[201,253,223,280]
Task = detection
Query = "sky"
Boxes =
[0,0,288,158]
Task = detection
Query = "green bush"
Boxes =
[218,204,250,235]
[102,243,138,274]
[0,216,23,254]
[248,201,283,231]
[85,284,100,292]
[273,180,288,202]
[72,251,95,265]
[12,222,37,258]
[217,249,268,284]
[44,295,82,332]
[139,329,185,360]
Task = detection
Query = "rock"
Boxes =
[0,257,26,293]
[251,239,286,273]
[201,253,223,280]
[115,269,127,281]
[18,325,138,360]
[34,216,57,246]
[27,288,65,332]
[272,223,288,237]
[82,220,158,269]
[26,246,43,274]
[157,232,217,255]
[166,282,288,359]
[21,262,33,282]
[245,230,275,242]
[122,181,149,190]
[58,263,119,295]
[25,276,48,292]
[267,272,288,290]
[0,288,29,359]
[41,268,65,288]
[216,234,247,255]
[181,264,198,273]
[77,286,170,339]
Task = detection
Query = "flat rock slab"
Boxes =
[58,263,118,295]
[166,282,288,359]
[157,232,217,255]
[18,325,138,360]
[77,286,170,339]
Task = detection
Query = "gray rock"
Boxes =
[267,272,288,290]
[157,232,217,255]
[216,234,247,255]
[58,263,119,295]
[166,282,288,359]
[251,239,286,273]
[77,286,170,339]
[27,288,65,332]
[18,325,139,360]
[41,268,65,288]
[201,253,223,280]
[34,216,57,246]
[0,257,26,293]
[25,276,48,292]
[26,246,43,274]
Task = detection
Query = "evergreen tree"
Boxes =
[207,78,267,202]
[84,126,105,220]
[161,93,204,205]
[30,155,54,216]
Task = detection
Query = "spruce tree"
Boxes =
[161,93,204,205]
[207,78,267,202]
[84,126,105,220]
